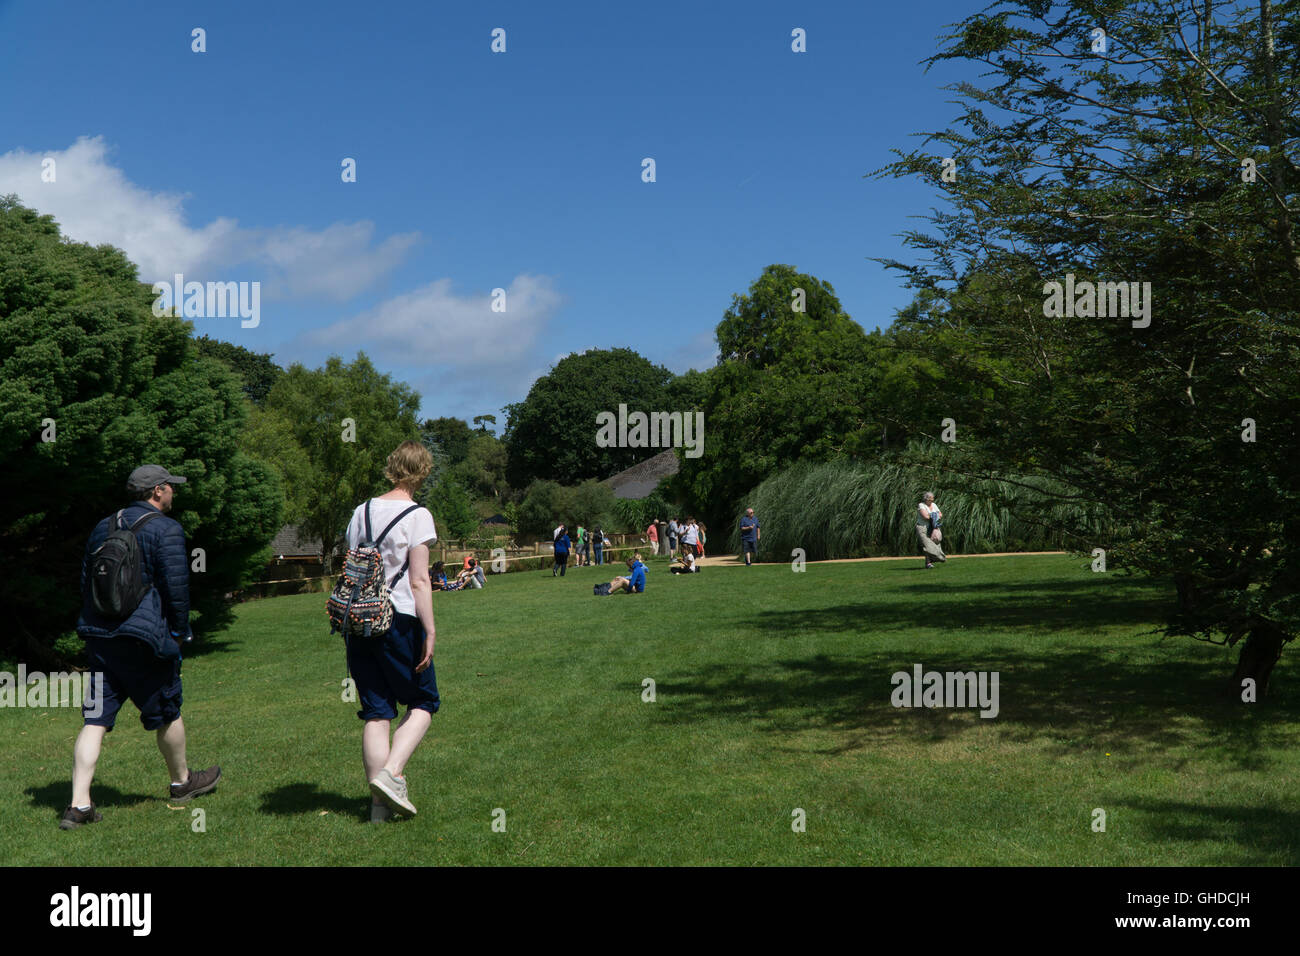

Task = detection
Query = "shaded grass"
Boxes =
[0,554,1295,866]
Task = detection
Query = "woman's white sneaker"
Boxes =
[369,769,417,817]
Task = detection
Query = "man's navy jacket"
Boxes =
[76,501,190,659]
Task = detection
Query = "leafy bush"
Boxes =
[611,488,671,533]
[732,444,1116,560]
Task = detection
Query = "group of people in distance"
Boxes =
[551,522,609,575]
[548,520,646,594]
[431,555,486,591]
[663,517,704,558]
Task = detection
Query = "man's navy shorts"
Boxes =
[347,612,440,721]
[83,637,183,732]
[743,539,757,553]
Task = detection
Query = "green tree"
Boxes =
[664,368,712,412]
[569,479,617,531]
[423,416,473,464]
[451,433,509,499]
[426,471,478,541]
[671,265,883,526]
[472,414,497,433]
[873,0,1300,695]
[246,353,421,573]
[0,197,283,661]
[517,480,575,539]
[194,335,284,406]
[503,348,675,487]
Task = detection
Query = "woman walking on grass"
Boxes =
[916,492,946,569]
[553,526,571,576]
[343,440,440,822]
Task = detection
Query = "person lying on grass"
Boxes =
[605,555,647,594]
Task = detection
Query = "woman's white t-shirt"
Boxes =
[345,498,438,617]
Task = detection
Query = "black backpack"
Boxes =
[89,510,163,619]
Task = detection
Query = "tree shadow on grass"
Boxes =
[259,782,364,820]
[25,779,154,813]
[1115,799,1300,865]
[649,638,1298,774]
[751,593,1169,635]
[888,576,1163,595]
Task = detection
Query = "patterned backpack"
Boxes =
[327,501,419,639]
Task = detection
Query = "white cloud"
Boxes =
[0,136,418,299]
[299,273,564,370]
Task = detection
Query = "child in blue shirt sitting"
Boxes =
[599,555,646,594]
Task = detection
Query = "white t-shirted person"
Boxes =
[345,498,438,614]
[344,440,441,825]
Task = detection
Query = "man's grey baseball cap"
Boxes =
[127,464,187,491]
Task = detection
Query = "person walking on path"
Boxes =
[591,524,605,566]
[739,507,761,566]
[553,528,572,576]
[916,492,947,569]
[344,441,441,822]
[66,464,221,830]
[645,520,659,555]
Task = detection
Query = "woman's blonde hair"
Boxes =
[384,440,433,492]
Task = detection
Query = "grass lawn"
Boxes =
[2,554,1296,866]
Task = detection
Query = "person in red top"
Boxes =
[646,521,659,553]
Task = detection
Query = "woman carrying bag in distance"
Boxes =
[917,491,947,569]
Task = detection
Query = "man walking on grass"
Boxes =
[64,465,221,830]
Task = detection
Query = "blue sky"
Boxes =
[0,0,980,426]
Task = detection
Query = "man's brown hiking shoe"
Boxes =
[169,766,222,802]
[60,804,103,830]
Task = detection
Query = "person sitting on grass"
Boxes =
[449,559,483,590]
[431,561,465,592]
[459,556,486,589]
[605,555,647,594]
[669,550,699,574]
